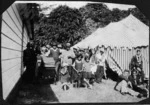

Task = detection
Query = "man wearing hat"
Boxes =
[95,47,107,83]
[130,48,144,84]
[59,43,75,83]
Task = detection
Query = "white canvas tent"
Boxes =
[72,14,149,77]
[72,14,149,49]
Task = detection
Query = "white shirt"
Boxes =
[59,49,75,66]
[95,52,107,66]
[45,49,51,57]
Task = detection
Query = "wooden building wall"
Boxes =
[1,3,29,100]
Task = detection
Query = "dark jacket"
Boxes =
[23,48,37,66]
[130,55,143,70]
[128,75,141,86]
[50,48,61,61]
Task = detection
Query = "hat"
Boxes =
[77,54,83,58]
[46,44,50,48]
[79,48,84,51]
[124,69,130,73]
[27,42,31,48]
[41,47,47,52]
[136,48,141,52]
[53,43,57,46]
[57,44,62,48]
[100,47,105,52]
[66,43,71,47]
[73,48,77,50]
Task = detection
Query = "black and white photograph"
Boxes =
[0,0,149,104]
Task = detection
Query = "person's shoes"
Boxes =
[96,81,102,84]
[137,94,143,98]
[80,83,86,88]
[90,82,94,86]
[89,79,95,84]
[88,85,92,89]
[121,92,127,95]
[54,82,57,85]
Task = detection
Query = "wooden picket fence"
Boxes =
[104,46,149,78]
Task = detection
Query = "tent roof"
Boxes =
[72,14,149,49]
[119,14,149,47]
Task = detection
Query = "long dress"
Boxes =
[71,60,84,81]
[95,53,106,83]
[60,68,70,83]
[83,61,93,79]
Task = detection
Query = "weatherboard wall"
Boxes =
[1,3,29,100]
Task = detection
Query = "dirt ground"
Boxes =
[13,78,148,104]
[50,79,146,103]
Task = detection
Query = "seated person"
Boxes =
[115,70,140,97]
[130,48,144,84]
[128,70,148,98]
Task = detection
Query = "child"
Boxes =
[72,54,84,87]
[115,70,140,97]
[60,63,70,91]
[72,54,84,73]
[82,56,95,89]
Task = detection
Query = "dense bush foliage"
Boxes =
[20,3,149,47]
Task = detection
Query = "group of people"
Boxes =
[37,42,107,89]
[23,41,149,98]
[115,49,149,98]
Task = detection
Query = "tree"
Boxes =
[34,3,149,47]
[129,8,149,26]
[79,3,112,27]
[35,5,84,45]
[110,8,130,22]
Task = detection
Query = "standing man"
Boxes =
[95,47,107,83]
[23,42,37,83]
[130,48,144,84]
[59,43,76,83]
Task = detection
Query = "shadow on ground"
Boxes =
[13,79,59,104]
[138,98,150,104]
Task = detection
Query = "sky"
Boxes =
[15,1,136,15]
